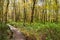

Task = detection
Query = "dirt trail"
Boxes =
[7,24,26,40]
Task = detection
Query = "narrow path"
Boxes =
[7,24,26,40]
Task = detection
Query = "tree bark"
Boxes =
[30,0,36,23]
[55,0,58,23]
[23,0,26,26]
[4,0,9,23]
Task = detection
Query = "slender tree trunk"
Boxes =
[30,0,36,23]
[0,0,4,23]
[13,0,16,22]
[12,0,15,22]
[55,0,58,23]
[0,1,1,22]
[22,0,26,26]
[18,6,20,21]
[14,0,18,22]
[4,0,9,23]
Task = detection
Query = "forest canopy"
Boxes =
[0,0,60,24]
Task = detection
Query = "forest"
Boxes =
[0,0,60,40]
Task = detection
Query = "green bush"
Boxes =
[0,23,9,40]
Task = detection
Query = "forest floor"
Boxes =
[8,22,60,40]
[0,22,60,40]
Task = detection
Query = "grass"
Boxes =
[8,22,60,40]
[0,22,60,40]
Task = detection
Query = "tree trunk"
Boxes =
[55,0,58,23]
[30,0,36,23]
[23,0,26,26]
[4,0,9,23]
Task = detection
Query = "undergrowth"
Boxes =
[9,22,60,40]
[0,22,60,40]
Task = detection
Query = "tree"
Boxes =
[30,0,36,23]
[55,0,58,23]
[23,0,26,26]
[4,0,9,23]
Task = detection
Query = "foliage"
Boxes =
[7,22,60,40]
[0,23,10,40]
[0,0,60,40]
[0,22,60,40]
